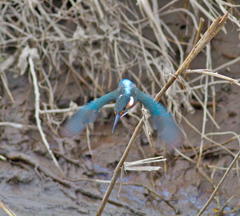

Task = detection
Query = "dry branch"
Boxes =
[0,122,24,129]
[186,69,240,87]
[28,56,63,174]
[0,201,16,216]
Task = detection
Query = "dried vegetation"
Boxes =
[0,0,240,215]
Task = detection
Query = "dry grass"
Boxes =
[0,0,240,215]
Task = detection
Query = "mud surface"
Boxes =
[1,75,240,216]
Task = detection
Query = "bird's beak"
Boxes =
[112,113,121,133]
[112,111,129,133]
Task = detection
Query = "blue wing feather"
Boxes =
[60,90,118,137]
[137,90,183,148]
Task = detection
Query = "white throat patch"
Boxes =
[127,96,134,108]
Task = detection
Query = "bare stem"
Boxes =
[197,149,240,216]
[28,56,63,174]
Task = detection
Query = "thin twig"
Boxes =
[0,122,24,129]
[186,69,240,87]
[0,201,16,216]
[39,104,115,114]
[28,56,63,174]
[197,149,240,216]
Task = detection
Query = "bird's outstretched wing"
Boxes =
[60,90,118,137]
[136,89,183,149]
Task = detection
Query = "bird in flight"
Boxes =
[60,79,183,148]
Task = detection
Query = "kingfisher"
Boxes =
[60,79,183,148]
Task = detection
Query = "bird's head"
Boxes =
[112,79,137,133]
